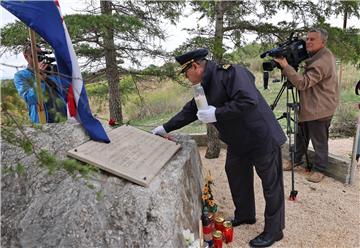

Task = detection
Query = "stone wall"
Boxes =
[1,123,203,248]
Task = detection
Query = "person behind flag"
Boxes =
[152,48,286,247]
[2,0,109,142]
[14,43,67,123]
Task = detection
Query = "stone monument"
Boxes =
[1,122,203,247]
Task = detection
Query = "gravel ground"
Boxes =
[199,138,359,248]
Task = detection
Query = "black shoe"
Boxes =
[231,218,256,227]
[249,231,283,247]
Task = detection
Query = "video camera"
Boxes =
[260,33,309,72]
[37,50,57,74]
[260,33,309,89]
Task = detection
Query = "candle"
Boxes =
[213,230,223,248]
[215,216,224,232]
[193,84,209,110]
[223,220,234,243]
[208,213,215,231]
[202,213,212,245]
[194,95,209,110]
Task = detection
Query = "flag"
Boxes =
[1,0,110,143]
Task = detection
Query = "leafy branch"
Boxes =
[1,107,103,196]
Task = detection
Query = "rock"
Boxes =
[1,122,203,248]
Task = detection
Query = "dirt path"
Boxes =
[198,138,359,247]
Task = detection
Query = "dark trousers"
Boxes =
[225,145,285,234]
[294,118,331,172]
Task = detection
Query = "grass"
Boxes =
[118,63,359,137]
[2,61,357,138]
[126,112,206,134]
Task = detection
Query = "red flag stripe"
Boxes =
[67,85,77,117]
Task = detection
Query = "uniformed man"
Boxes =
[152,48,286,247]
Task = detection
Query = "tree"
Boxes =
[326,1,360,84]
[180,0,359,158]
[1,0,184,123]
[203,1,227,159]
[100,1,122,122]
[66,0,184,123]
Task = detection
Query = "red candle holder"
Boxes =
[208,213,215,230]
[223,220,234,243]
[213,230,223,248]
[215,216,224,232]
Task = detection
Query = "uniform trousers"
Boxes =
[295,118,332,172]
[225,145,285,234]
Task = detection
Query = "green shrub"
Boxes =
[124,81,190,120]
[331,103,357,138]
[1,80,30,125]
[86,76,137,103]
[338,63,360,89]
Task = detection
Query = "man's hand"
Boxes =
[197,105,216,123]
[273,57,289,69]
[39,61,49,80]
[152,125,167,136]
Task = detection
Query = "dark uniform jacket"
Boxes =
[163,61,286,159]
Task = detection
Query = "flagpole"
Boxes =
[29,28,46,124]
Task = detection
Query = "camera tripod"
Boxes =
[270,77,312,201]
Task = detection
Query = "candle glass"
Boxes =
[223,220,234,243]
[213,230,223,248]
[202,213,212,244]
[215,216,224,232]
[208,213,215,231]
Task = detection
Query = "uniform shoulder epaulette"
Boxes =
[221,64,232,70]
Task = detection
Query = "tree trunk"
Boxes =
[205,0,225,159]
[101,1,123,123]
[213,0,225,63]
[205,124,221,159]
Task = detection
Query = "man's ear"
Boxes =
[193,62,200,70]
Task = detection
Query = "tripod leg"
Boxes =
[270,82,287,110]
[289,146,298,201]
[288,86,299,201]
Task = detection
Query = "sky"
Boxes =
[0,1,359,79]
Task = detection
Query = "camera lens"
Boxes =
[262,60,279,71]
[37,54,45,62]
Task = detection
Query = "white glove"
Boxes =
[152,125,167,136]
[197,105,217,123]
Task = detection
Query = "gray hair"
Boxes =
[308,28,328,42]
[194,58,207,68]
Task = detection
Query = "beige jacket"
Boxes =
[282,47,339,122]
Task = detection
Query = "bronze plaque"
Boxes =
[67,125,181,187]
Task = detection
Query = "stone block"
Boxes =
[281,142,351,183]
[1,123,203,248]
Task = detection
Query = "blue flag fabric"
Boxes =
[1,0,110,143]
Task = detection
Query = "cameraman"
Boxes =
[274,28,339,183]
[14,43,67,123]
